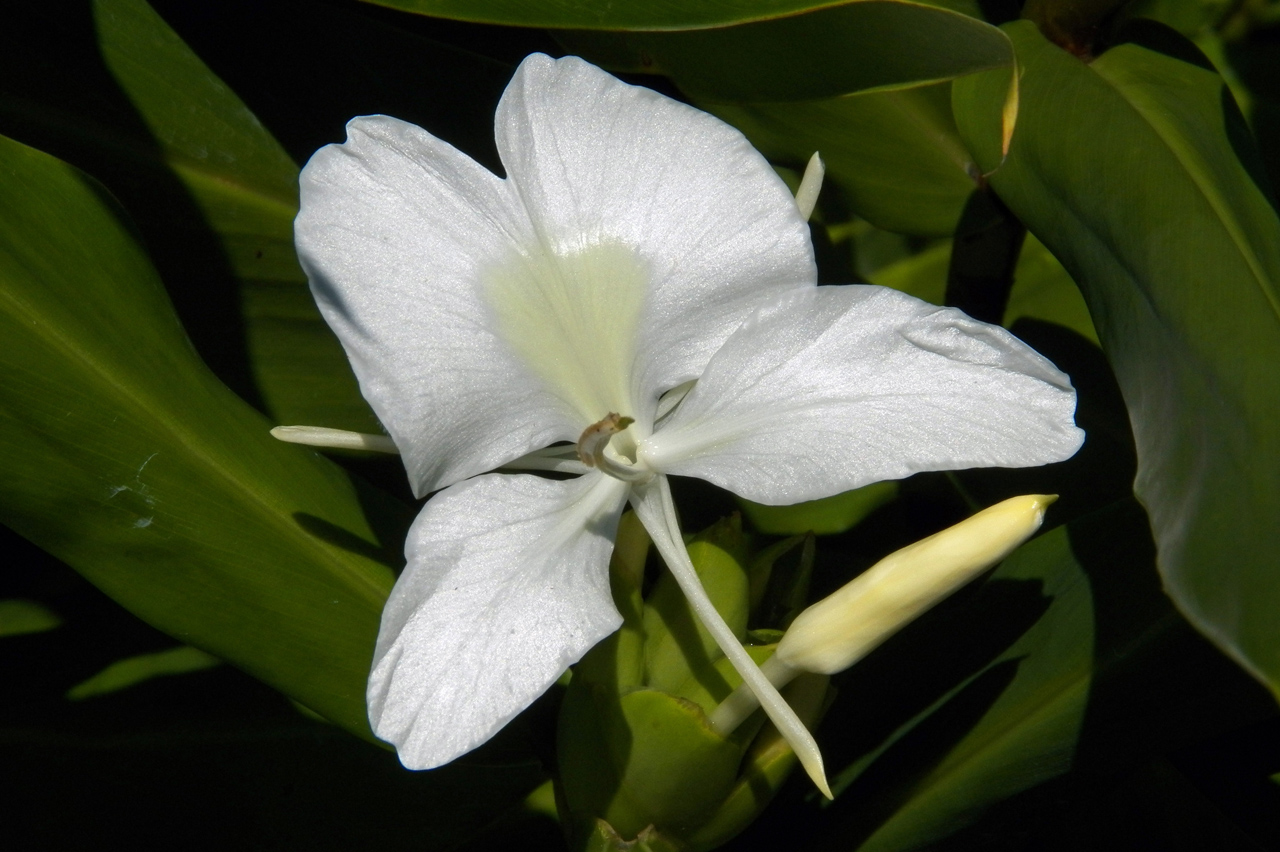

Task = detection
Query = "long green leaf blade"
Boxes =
[0,132,395,737]
[552,2,1010,102]
[954,20,1280,697]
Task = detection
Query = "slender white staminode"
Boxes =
[579,415,826,792]
[271,425,399,454]
[794,152,825,222]
[710,495,1056,736]
[631,475,832,799]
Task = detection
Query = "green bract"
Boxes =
[558,514,826,849]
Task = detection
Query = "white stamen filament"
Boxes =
[631,475,832,799]
[499,446,592,475]
[270,425,399,453]
[794,152,825,222]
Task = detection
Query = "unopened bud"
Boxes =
[794,151,825,221]
[775,494,1056,675]
[270,425,398,453]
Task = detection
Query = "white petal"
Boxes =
[368,471,628,768]
[296,116,579,496]
[493,54,816,429]
[642,286,1085,504]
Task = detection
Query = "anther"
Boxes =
[577,413,650,483]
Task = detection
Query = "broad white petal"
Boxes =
[368,471,628,769]
[493,54,816,429]
[642,286,1085,504]
[296,116,580,496]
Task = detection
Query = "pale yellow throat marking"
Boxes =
[483,241,647,424]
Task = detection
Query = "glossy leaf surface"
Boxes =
[707,83,975,235]
[0,133,394,737]
[956,20,1280,697]
[365,0,984,30]
[0,0,374,430]
[564,4,1010,103]
[97,0,377,430]
[545,2,1009,104]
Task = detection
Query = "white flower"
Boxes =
[291,54,1084,793]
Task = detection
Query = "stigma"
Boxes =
[577,413,653,484]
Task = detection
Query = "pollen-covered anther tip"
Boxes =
[576,412,628,466]
[576,413,651,483]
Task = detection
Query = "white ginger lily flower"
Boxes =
[290,54,1084,794]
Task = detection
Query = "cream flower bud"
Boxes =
[709,495,1056,743]
[775,494,1056,675]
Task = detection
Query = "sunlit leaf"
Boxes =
[0,132,396,737]
[955,20,1280,698]
[551,2,1010,103]
[365,0,984,30]
[707,83,974,236]
[94,0,374,430]
[0,0,373,429]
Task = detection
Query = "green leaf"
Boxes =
[868,238,953,303]
[558,682,745,844]
[644,517,751,703]
[739,481,899,536]
[0,0,374,430]
[706,83,975,236]
[1002,234,1099,344]
[551,3,1011,103]
[866,232,1097,340]
[604,690,744,837]
[573,511,650,693]
[66,646,221,700]
[93,0,374,430]
[0,599,62,637]
[685,673,830,851]
[366,0,984,30]
[828,520,1093,850]
[955,20,1280,698]
[0,132,395,738]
